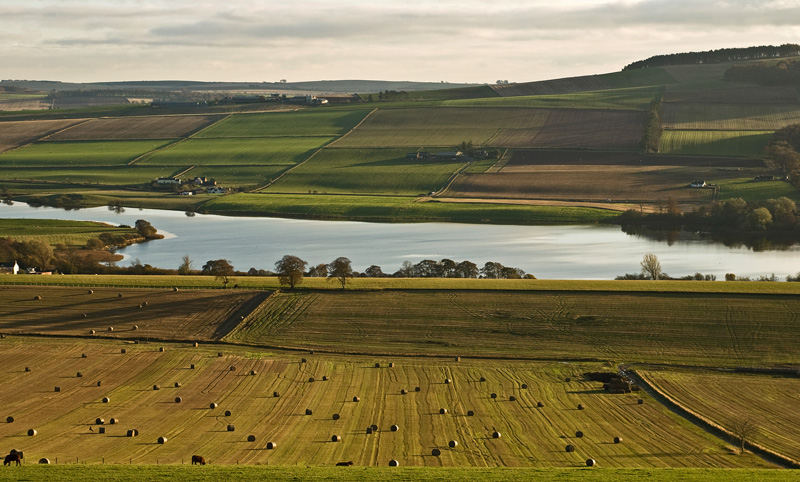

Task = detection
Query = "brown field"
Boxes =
[0,99,51,111]
[0,119,85,152]
[493,109,646,150]
[639,368,800,464]
[0,337,767,467]
[661,103,800,130]
[662,86,799,104]
[51,97,130,109]
[45,115,224,141]
[0,286,269,341]
[503,150,763,168]
[491,76,614,96]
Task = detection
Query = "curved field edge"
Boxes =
[0,466,794,482]
[1,276,799,295]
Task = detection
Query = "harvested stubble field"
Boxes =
[638,368,800,464]
[661,103,800,130]
[0,337,768,468]
[0,140,174,167]
[0,119,83,152]
[489,68,676,96]
[194,109,371,138]
[265,148,466,195]
[137,137,332,166]
[662,85,799,104]
[0,219,138,247]
[445,86,661,111]
[222,290,800,367]
[43,115,223,141]
[714,177,800,202]
[0,286,269,341]
[659,130,773,157]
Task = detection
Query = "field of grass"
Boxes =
[0,166,177,185]
[186,165,293,188]
[446,86,661,111]
[662,103,800,130]
[44,115,223,141]
[0,140,175,167]
[662,85,798,104]
[265,148,466,195]
[0,337,767,468]
[714,178,800,202]
[659,130,773,157]
[0,219,138,247]
[639,368,800,464]
[201,193,619,224]
[490,69,676,97]
[0,119,84,152]
[137,137,333,166]
[195,110,371,138]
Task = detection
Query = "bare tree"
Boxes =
[730,417,759,454]
[275,255,307,289]
[327,257,354,289]
[178,255,193,275]
[640,253,662,280]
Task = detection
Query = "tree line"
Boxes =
[623,44,800,70]
[765,123,800,185]
[724,59,800,85]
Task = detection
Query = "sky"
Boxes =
[2,0,800,84]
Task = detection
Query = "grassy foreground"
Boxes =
[0,466,794,482]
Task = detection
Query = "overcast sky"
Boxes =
[2,0,800,84]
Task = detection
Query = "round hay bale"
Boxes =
[5,416,13,423]
[266,442,276,450]
[366,427,373,434]
[305,408,312,415]
[54,386,60,392]
[586,458,596,467]
[301,358,307,363]
[158,436,167,444]
[309,350,314,354]
[102,397,110,403]
[331,434,341,442]
[467,410,475,416]
[38,458,50,464]
[388,459,399,467]
[230,366,236,372]
[217,352,223,357]
[565,377,571,382]
[480,376,486,382]
[0,334,5,338]
[89,330,95,335]
[34,295,42,300]
[97,380,102,386]
[224,410,232,417]
[25,366,31,372]
[332,413,340,420]
[352,396,360,402]
[575,430,584,438]
[432,448,441,456]
[118,293,123,298]
[95,417,104,425]
[537,401,544,408]
[110,419,119,425]
[159,347,165,353]
[455,356,461,361]
[28,429,37,436]
[614,436,623,444]
[81,353,87,359]
[389,362,395,368]
[509,395,516,402]
[247,434,256,442]
[308,377,314,383]
[121,349,126,354]
[88,290,93,294]
[273,391,280,398]
[108,326,114,332]
[577,404,585,410]
[98,427,106,434]
[638,398,644,405]
[77,372,83,377]
[401,389,408,395]
[209,402,217,409]
[521,383,528,389]
[82,314,87,319]
[490,393,497,399]
[174,382,181,388]
[193,342,199,347]
[375,362,380,368]
[173,287,179,292]
[449,440,458,448]
[439,408,448,414]
[190,364,195,370]
[390,424,399,432]
[226,424,235,432]
[371,424,378,431]
[321,375,327,381]
[250,370,257,376]
[566,444,575,452]
[415,386,421,392]
[133,325,138,330]
[492,431,501,439]
[127,429,138,437]
[444,378,452,384]
[153,384,160,391]
[175,397,182,403]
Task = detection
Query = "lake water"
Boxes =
[1,203,799,279]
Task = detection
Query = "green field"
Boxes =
[0,166,177,185]
[659,130,773,157]
[266,148,466,195]
[0,219,137,247]
[137,137,333,166]
[445,86,662,111]
[662,103,800,130]
[715,177,800,202]
[0,140,174,167]
[195,109,371,138]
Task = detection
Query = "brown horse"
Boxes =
[335,460,354,466]
[191,455,205,465]
[3,453,21,466]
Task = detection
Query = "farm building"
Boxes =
[0,261,19,275]
[689,180,707,188]
[435,151,463,160]
[178,191,193,196]
[206,187,226,194]
[155,177,181,186]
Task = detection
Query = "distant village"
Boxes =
[153,175,226,195]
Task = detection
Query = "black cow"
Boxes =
[335,461,354,466]
[3,453,21,466]
[191,455,205,465]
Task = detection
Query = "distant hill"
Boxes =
[623,44,800,70]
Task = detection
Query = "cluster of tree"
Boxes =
[26,194,86,210]
[765,123,800,184]
[0,238,54,270]
[616,253,717,281]
[724,59,800,85]
[623,44,800,70]
[640,100,663,153]
[618,197,799,233]
[370,90,410,102]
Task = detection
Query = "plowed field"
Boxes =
[45,115,223,141]
[0,119,84,152]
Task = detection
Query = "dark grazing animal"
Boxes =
[191,455,205,465]
[335,461,354,466]
[3,453,21,466]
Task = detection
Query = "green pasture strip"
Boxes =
[659,130,773,157]
[445,86,662,111]
[0,93,46,100]
[2,275,799,294]
[265,148,465,195]
[399,84,500,101]
[0,140,174,167]
[195,109,371,138]
[0,219,137,247]
[137,137,332,166]
[715,178,800,202]
[201,193,617,224]
[188,165,293,188]
[0,166,173,185]
[0,103,150,121]
[332,107,550,148]
[662,103,800,130]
